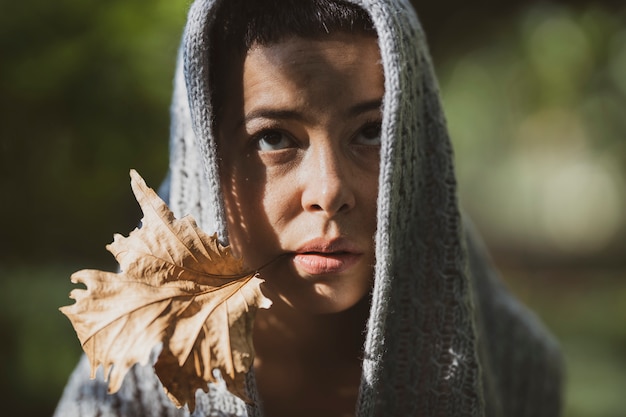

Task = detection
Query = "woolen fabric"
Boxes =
[53,0,564,416]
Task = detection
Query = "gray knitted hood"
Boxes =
[53,0,564,416]
[169,0,486,414]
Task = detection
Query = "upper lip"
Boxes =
[294,237,361,254]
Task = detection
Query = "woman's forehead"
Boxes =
[214,35,384,130]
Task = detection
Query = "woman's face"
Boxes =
[218,33,383,314]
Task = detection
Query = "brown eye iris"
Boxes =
[354,122,382,145]
[255,130,293,151]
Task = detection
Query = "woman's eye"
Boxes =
[254,130,293,151]
[354,122,382,146]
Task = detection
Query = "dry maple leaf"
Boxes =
[60,169,271,412]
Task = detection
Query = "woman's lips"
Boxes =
[291,238,362,275]
[293,252,361,275]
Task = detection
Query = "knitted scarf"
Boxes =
[53,0,564,416]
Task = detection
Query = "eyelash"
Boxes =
[353,119,382,146]
[251,129,295,151]
[248,119,383,152]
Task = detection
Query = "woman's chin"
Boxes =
[255,255,373,315]
[260,280,368,316]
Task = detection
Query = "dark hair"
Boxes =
[210,0,376,118]
[211,0,375,53]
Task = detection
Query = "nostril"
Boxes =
[308,201,351,214]
[302,175,356,215]
[337,202,350,213]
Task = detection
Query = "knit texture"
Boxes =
[53,0,564,416]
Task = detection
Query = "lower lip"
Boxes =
[292,253,361,275]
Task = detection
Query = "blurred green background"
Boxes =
[0,0,624,416]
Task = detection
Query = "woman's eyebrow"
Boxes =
[347,99,383,117]
[241,109,305,127]
[238,99,382,128]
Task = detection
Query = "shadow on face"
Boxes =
[213,33,383,315]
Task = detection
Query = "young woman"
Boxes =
[53,1,564,416]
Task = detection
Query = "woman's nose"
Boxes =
[300,143,356,217]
